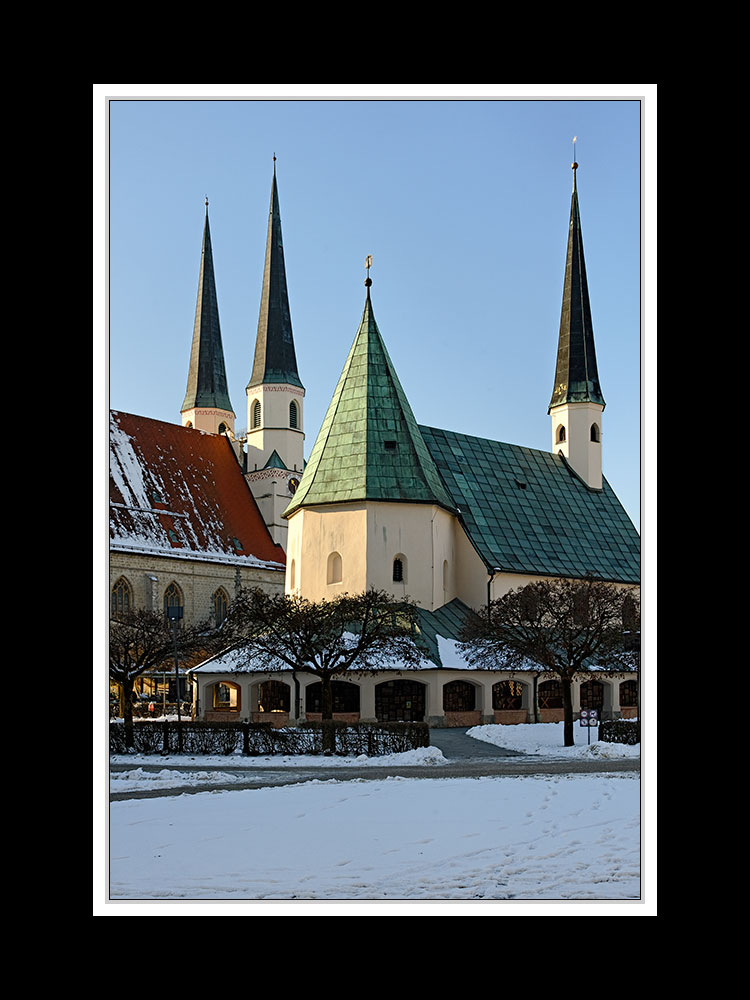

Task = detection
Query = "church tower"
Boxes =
[244,160,305,548]
[181,199,236,437]
[283,264,458,607]
[548,157,605,490]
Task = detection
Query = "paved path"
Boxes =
[110,728,639,801]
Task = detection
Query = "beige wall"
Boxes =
[285,501,458,610]
[191,667,638,726]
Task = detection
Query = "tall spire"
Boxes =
[284,264,456,518]
[181,199,234,417]
[548,158,605,413]
[247,158,303,390]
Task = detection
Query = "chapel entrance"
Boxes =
[375,679,426,722]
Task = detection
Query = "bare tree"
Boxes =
[460,577,640,746]
[222,588,428,750]
[109,608,218,746]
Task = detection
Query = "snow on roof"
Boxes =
[109,411,285,569]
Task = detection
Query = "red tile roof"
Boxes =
[110,411,285,568]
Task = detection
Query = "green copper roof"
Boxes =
[181,205,234,415]
[284,288,457,518]
[247,166,303,390]
[548,165,605,412]
[420,424,640,585]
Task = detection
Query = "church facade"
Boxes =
[188,160,640,728]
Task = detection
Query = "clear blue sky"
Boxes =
[101,87,650,531]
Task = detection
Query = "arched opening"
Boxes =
[111,576,133,619]
[289,400,299,429]
[327,551,342,585]
[305,681,360,720]
[619,679,639,719]
[493,680,524,710]
[218,422,227,434]
[393,554,406,583]
[492,680,527,724]
[290,559,296,590]
[556,424,566,443]
[375,679,426,722]
[442,680,479,724]
[538,679,564,722]
[252,399,261,428]
[185,420,193,428]
[253,680,291,727]
[580,680,605,713]
[590,423,600,442]
[212,681,240,712]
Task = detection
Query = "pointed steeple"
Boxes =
[247,159,303,390]
[548,160,605,413]
[284,270,456,518]
[181,200,234,420]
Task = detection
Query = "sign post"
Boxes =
[579,708,599,745]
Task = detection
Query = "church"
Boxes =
[112,158,640,726]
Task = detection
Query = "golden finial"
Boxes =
[365,254,373,290]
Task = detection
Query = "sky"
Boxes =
[99,86,652,532]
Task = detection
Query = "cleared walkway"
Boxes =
[427,727,525,760]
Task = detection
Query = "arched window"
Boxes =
[590,423,600,442]
[213,588,229,626]
[289,400,298,429]
[218,422,227,435]
[393,555,406,583]
[556,424,566,443]
[111,576,133,618]
[163,582,183,616]
[185,420,193,428]
[327,552,343,584]
[252,399,261,428]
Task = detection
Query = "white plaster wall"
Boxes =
[549,401,603,490]
[245,383,305,472]
[180,406,235,437]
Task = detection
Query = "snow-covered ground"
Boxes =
[104,724,648,913]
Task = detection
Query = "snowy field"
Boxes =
[104,724,647,912]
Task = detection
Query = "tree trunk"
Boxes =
[122,677,135,748]
[561,675,575,747]
[320,675,335,754]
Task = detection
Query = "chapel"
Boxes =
[187,158,640,727]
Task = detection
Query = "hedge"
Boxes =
[109,719,430,757]
[598,719,640,745]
